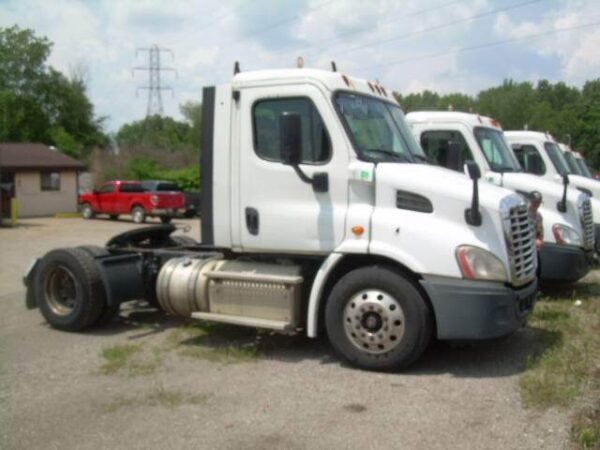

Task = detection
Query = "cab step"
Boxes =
[190,311,297,333]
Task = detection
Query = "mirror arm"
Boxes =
[291,165,328,193]
[557,174,569,213]
[465,177,482,226]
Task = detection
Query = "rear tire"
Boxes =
[77,246,120,325]
[325,266,432,371]
[81,203,94,220]
[34,248,106,331]
[131,206,146,224]
[160,216,172,224]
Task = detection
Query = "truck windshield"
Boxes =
[544,142,570,176]
[576,157,593,178]
[473,127,521,172]
[334,92,425,163]
[563,151,583,175]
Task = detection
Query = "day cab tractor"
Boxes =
[406,112,595,285]
[25,67,538,371]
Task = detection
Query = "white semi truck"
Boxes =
[25,68,538,371]
[504,131,600,254]
[406,112,595,284]
[559,144,594,179]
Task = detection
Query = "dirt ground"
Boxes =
[0,217,575,449]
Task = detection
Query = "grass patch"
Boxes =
[102,386,208,413]
[168,321,260,364]
[520,282,600,449]
[99,343,163,376]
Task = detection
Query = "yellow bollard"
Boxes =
[11,198,17,226]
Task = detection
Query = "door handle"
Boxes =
[245,207,259,235]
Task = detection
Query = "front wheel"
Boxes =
[325,266,432,371]
[81,203,94,220]
[131,206,146,224]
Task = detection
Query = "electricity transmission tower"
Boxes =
[133,45,177,117]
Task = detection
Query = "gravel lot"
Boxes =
[0,217,573,449]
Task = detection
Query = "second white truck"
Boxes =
[407,112,595,283]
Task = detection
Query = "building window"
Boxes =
[253,97,331,164]
[40,171,61,191]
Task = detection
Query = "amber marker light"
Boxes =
[351,226,365,236]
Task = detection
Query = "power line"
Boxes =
[301,0,467,57]
[357,19,600,72]
[133,45,177,117]
[333,0,545,57]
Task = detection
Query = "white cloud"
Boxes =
[492,0,600,82]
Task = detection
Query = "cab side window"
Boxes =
[97,184,114,194]
[513,144,546,175]
[420,130,473,172]
[253,98,331,164]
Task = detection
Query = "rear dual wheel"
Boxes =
[325,266,432,371]
[35,248,107,331]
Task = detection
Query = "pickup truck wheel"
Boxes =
[325,266,432,371]
[77,245,120,325]
[131,206,146,224]
[81,203,94,220]
[160,216,172,224]
[34,248,105,331]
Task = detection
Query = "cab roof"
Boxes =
[231,68,396,103]
[405,111,503,130]
[504,130,555,142]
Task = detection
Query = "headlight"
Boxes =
[552,224,582,246]
[456,245,508,282]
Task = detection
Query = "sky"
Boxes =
[2,0,599,132]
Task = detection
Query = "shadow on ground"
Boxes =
[51,276,600,378]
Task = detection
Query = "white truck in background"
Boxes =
[505,131,600,254]
[25,68,538,371]
[560,144,595,179]
[406,112,595,284]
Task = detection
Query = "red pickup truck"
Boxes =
[79,180,185,223]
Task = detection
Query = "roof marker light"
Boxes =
[367,81,375,92]
[297,57,304,68]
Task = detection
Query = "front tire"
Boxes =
[81,203,94,220]
[131,206,146,224]
[325,266,432,371]
[34,248,106,331]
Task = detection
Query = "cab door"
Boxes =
[236,84,349,254]
[94,183,116,213]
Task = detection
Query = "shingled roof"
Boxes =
[0,143,85,171]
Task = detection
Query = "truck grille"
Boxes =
[581,198,595,250]
[506,203,537,285]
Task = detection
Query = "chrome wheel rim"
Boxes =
[133,209,143,223]
[344,289,405,354]
[82,205,91,219]
[45,265,79,316]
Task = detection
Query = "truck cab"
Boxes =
[560,145,594,179]
[505,131,600,254]
[27,69,538,371]
[406,112,594,284]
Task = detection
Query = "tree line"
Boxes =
[2,25,599,181]
[395,78,600,170]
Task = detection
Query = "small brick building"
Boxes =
[0,143,85,218]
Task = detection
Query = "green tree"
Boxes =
[0,25,106,154]
[116,115,194,151]
[180,101,202,150]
